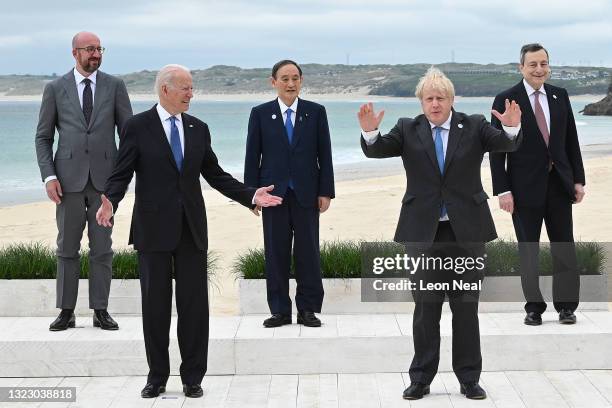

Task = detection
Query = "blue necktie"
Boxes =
[434,126,447,218]
[169,116,183,171]
[285,108,295,189]
[285,108,294,145]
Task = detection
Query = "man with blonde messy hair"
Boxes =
[358,67,523,400]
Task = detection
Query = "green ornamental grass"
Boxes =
[0,242,218,282]
[234,240,606,279]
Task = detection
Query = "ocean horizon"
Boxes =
[2,97,611,206]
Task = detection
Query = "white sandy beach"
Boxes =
[1,151,611,316]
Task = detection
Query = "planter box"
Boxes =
[239,275,609,314]
[0,279,150,317]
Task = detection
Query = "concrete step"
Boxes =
[2,312,612,377]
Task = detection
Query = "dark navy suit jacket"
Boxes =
[244,98,334,207]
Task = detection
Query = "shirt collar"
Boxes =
[156,103,182,124]
[73,68,97,85]
[523,78,546,96]
[429,112,452,131]
[277,97,299,114]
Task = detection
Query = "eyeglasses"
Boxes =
[75,46,105,54]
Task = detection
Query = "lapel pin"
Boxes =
[299,116,303,122]
[272,114,277,120]
[188,124,194,128]
[305,113,309,118]
[553,94,557,99]
[458,123,463,129]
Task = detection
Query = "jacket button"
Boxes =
[85,149,89,154]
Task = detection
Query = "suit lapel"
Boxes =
[88,71,110,128]
[515,82,537,126]
[291,98,306,149]
[181,113,196,173]
[61,71,87,128]
[269,101,290,149]
[516,81,548,149]
[544,83,560,145]
[416,117,439,175]
[443,112,464,174]
[146,105,179,172]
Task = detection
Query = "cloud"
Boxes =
[1,0,611,73]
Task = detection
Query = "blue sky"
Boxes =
[2,0,611,74]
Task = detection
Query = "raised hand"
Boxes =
[357,102,385,132]
[491,99,521,127]
[96,194,114,227]
[254,185,283,208]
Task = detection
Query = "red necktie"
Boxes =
[533,90,549,146]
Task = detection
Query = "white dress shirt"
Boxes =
[277,97,298,126]
[74,68,97,108]
[523,78,550,133]
[156,103,185,156]
[361,111,520,219]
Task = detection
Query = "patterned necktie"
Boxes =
[534,90,550,146]
[285,108,294,144]
[434,126,447,218]
[169,116,183,171]
[82,78,93,125]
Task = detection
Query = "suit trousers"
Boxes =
[55,178,112,309]
[137,215,209,386]
[512,168,579,314]
[408,221,483,385]
[262,189,324,315]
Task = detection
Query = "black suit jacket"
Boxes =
[362,111,522,243]
[244,98,334,208]
[489,81,585,207]
[104,105,256,252]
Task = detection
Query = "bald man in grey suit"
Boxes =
[35,31,132,331]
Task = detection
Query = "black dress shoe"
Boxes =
[183,384,203,398]
[49,309,75,331]
[460,382,487,399]
[93,309,119,330]
[559,309,577,324]
[297,311,321,327]
[524,311,542,326]
[403,382,430,400]
[263,314,292,328]
[141,383,165,398]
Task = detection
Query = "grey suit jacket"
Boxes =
[35,69,132,192]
